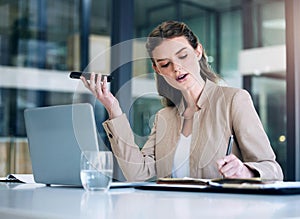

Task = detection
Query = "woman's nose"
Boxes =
[174,63,182,72]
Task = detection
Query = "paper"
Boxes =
[217,181,300,190]
[156,177,210,185]
[156,177,262,187]
[5,174,36,184]
[156,177,300,191]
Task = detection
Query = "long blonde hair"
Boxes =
[146,21,220,106]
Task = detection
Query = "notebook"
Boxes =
[24,103,99,186]
[137,177,300,195]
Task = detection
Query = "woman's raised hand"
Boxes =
[81,72,122,119]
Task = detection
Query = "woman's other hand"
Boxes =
[81,72,122,119]
[216,154,255,178]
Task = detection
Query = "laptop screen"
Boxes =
[24,103,99,186]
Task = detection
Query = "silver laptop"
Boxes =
[24,103,99,186]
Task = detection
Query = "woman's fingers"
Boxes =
[217,154,243,178]
[80,76,89,88]
[80,72,106,98]
[80,73,122,119]
[80,72,114,104]
[216,158,226,170]
[102,76,109,95]
[89,72,96,92]
[95,73,103,97]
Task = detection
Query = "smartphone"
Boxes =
[69,71,113,82]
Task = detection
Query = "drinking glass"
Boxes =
[80,151,113,192]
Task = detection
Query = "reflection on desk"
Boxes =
[1,183,300,219]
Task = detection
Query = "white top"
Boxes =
[172,134,191,178]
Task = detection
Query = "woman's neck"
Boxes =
[182,78,205,109]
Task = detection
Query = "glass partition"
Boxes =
[241,0,286,177]
[0,0,289,178]
[252,76,286,175]
[0,0,109,176]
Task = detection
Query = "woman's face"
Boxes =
[152,36,203,91]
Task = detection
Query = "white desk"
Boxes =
[1,182,300,219]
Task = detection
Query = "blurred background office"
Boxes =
[0,0,299,180]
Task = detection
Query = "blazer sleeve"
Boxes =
[102,113,157,182]
[231,89,283,180]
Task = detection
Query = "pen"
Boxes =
[226,135,234,156]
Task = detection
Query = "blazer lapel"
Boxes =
[190,80,227,169]
[155,110,182,178]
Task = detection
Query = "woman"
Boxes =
[81,21,283,181]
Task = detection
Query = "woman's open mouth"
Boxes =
[176,73,189,82]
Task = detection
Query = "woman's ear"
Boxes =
[152,64,160,74]
[195,43,203,61]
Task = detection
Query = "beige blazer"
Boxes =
[103,80,283,181]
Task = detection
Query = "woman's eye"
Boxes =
[179,54,187,59]
[161,62,170,68]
